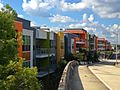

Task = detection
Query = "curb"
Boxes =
[88,66,112,90]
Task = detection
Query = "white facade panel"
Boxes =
[36,30,47,39]
[23,29,33,67]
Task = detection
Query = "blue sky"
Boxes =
[0,0,120,44]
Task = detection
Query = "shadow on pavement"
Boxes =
[93,61,115,66]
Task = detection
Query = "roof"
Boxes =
[65,28,87,32]
[65,29,87,34]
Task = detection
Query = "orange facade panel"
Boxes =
[14,21,23,58]
[22,51,30,61]
[65,30,85,34]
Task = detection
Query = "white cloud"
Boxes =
[22,0,120,18]
[49,14,77,23]
[0,1,3,10]
[90,0,120,18]
[82,13,88,23]
[60,0,120,18]
[22,0,57,17]
[18,14,24,18]
[60,0,90,11]
[31,21,37,26]
[88,14,94,22]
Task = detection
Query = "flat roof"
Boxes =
[65,28,87,32]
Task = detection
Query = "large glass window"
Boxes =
[23,35,31,51]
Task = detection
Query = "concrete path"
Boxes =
[89,60,120,90]
[78,65,109,90]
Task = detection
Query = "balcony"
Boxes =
[36,30,47,39]
[90,41,95,45]
[98,47,105,50]
[76,38,85,44]
[36,48,55,58]
[98,43,105,46]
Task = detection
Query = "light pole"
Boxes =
[112,32,118,64]
[115,33,118,64]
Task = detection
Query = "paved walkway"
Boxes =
[89,60,120,90]
[78,65,108,90]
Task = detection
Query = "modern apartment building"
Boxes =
[65,28,88,52]
[105,40,112,51]
[64,33,78,57]
[89,34,98,51]
[16,17,34,67]
[16,18,57,77]
[33,27,57,77]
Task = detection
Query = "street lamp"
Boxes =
[112,32,118,65]
[115,33,118,64]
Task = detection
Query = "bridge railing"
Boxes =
[58,60,79,90]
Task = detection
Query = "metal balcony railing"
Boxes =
[36,48,55,58]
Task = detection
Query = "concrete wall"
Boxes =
[58,60,79,90]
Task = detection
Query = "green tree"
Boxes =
[0,4,18,65]
[0,4,41,90]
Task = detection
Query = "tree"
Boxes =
[0,4,41,90]
[0,4,18,65]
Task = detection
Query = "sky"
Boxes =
[0,0,120,44]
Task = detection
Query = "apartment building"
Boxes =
[65,28,88,52]
[105,40,112,51]
[15,18,57,77]
[89,34,98,51]
[16,17,34,67]
[64,33,78,58]
[33,27,57,77]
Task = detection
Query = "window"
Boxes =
[23,61,30,67]
[22,35,31,51]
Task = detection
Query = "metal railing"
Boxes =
[36,48,55,56]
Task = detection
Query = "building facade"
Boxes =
[16,18,34,67]
[65,28,88,52]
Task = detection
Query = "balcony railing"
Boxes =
[98,48,105,50]
[36,48,55,58]
[90,41,94,45]
[98,43,105,46]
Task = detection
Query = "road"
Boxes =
[78,65,109,90]
[89,60,120,90]
[69,65,108,90]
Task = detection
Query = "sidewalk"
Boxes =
[78,66,108,90]
[89,60,120,90]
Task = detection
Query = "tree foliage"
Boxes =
[0,60,41,90]
[0,4,41,90]
[0,4,18,65]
